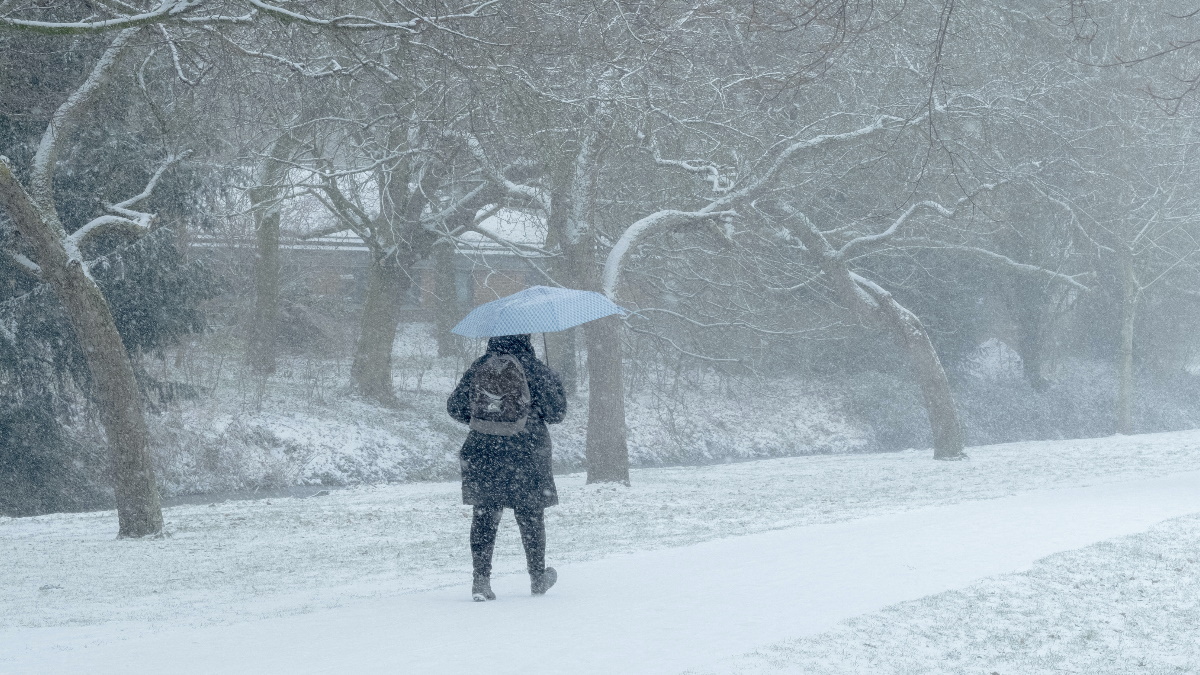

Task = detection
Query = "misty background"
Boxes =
[4,1,1200,521]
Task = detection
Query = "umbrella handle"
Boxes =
[542,332,549,366]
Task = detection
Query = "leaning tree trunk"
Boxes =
[351,255,409,405]
[853,277,966,460]
[0,160,163,536]
[584,315,630,483]
[885,304,965,459]
[1116,256,1138,435]
[55,260,164,535]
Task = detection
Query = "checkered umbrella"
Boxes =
[450,285,627,338]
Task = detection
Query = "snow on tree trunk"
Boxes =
[828,268,966,460]
[56,257,164,535]
[886,302,966,459]
[584,314,630,483]
[854,277,966,460]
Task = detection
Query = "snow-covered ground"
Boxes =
[693,511,1200,674]
[4,430,1200,673]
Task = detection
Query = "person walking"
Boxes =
[447,333,567,601]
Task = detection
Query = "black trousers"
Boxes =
[470,505,545,578]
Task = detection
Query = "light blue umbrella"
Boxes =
[451,285,627,338]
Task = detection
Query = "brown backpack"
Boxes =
[469,354,532,436]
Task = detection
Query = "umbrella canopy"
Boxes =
[451,285,627,338]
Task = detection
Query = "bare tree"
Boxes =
[0,0,509,529]
[0,29,166,536]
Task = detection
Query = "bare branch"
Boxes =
[460,132,549,211]
[837,182,1004,258]
[64,152,189,263]
[603,209,737,298]
[4,250,41,278]
[894,238,1092,291]
[31,27,142,211]
[0,1,251,34]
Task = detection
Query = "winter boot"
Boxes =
[472,574,496,602]
[531,567,557,595]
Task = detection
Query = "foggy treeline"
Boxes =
[4,1,1200,535]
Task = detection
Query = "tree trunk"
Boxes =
[564,173,628,482]
[247,193,282,376]
[1018,329,1050,392]
[352,255,408,405]
[781,206,965,461]
[432,240,462,358]
[584,315,630,483]
[854,276,966,459]
[888,305,966,459]
[547,327,578,395]
[0,160,162,536]
[1006,278,1052,391]
[59,262,164,535]
[246,138,293,376]
[1116,256,1137,435]
[544,188,579,393]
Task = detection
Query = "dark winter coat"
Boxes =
[447,335,568,509]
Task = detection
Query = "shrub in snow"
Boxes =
[0,404,111,516]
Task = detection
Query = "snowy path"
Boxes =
[8,470,1200,675]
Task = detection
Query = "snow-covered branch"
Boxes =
[602,114,921,301]
[641,130,732,194]
[1032,184,1116,255]
[894,238,1092,291]
[419,182,496,233]
[305,186,375,245]
[31,28,142,209]
[460,132,549,211]
[157,25,201,85]
[110,152,190,220]
[625,325,744,364]
[714,113,922,211]
[206,28,357,78]
[837,182,1003,258]
[64,152,188,262]
[459,224,552,257]
[1,0,500,34]
[633,307,841,337]
[1,1,213,34]
[246,0,502,31]
[4,250,41,278]
[602,209,737,298]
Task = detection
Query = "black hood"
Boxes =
[486,334,535,357]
